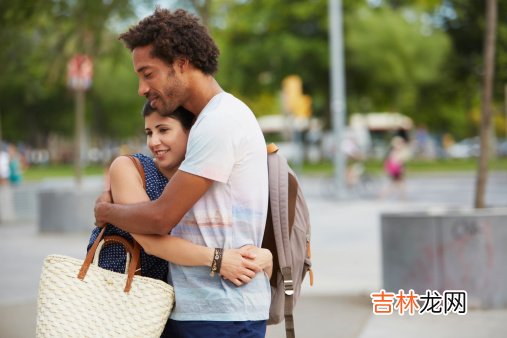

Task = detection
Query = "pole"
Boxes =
[0,107,3,143]
[74,89,85,188]
[504,83,507,138]
[329,0,347,199]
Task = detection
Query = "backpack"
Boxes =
[262,143,314,338]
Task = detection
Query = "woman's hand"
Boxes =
[240,245,273,279]
[220,249,262,286]
[220,246,273,286]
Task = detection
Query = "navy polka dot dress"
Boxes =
[87,153,169,282]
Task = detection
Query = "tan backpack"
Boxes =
[262,144,314,338]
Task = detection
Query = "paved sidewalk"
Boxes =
[1,172,507,337]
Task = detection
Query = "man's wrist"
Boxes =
[96,201,112,226]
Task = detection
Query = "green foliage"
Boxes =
[90,50,146,140]
[439,0,507,136]
[345,6,451,115]
[2,0,507,148]
[214,0,330,118]
[0,0,152,145]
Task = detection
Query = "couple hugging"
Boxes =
[90,7,272,338]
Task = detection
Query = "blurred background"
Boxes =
[1,0,507,337]
[0,0,506,178]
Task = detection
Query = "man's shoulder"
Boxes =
[207,92,251,115]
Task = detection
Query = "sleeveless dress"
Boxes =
[87,153,169,282]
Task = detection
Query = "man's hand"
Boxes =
[94,190,112,228]
[220,248,262,286]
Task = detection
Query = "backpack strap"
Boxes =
[267,147,296,338]
[267,143,279,154]
[283,174,299,338]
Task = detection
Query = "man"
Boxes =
[94,8,271,338]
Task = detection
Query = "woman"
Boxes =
[88,102,272,287]
[380,136,411,200]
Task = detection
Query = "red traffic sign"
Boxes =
[67,54,93,91]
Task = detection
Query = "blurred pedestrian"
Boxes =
[442,133,455,157]
[7,144,23,186]
[0,143,9,186]
[379,136,411,200]
[414,124,429,158]
[341,129,365,189]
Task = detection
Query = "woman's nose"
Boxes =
[149,133,161,147]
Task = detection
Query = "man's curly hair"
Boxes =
[119,8,219,75]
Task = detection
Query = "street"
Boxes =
[0,171,506,337]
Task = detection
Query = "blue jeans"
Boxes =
[161,319,267,338]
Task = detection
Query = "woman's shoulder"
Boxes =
[110,153,153,166]
[131,153,158,170]
[108,155,141,178]
[130,153,167,180]
[131,153,151,161]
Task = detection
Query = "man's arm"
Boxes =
[95,169,213,235]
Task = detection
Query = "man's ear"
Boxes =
[175,58,189,73]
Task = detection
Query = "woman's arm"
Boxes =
[109,156,267,285]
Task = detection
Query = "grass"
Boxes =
[301,157,507,176]
[20,157,507,181]
[23,164,106,181]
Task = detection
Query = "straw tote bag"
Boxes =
[36,227,174,337]
[36,156,174,337]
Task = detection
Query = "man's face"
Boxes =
[132,45,186,116]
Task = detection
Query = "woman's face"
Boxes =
[145,112,189,176]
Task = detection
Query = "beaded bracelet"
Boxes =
[210,248,224,277]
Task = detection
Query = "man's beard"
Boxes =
[158,96,178,116]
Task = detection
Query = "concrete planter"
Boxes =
[0,186,15,223]
[381,208,507,309]
[38,188,101,233]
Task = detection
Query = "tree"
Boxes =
[475,0,497,208]
[209,1,455,133]
[345,5,450,118]
[0,0,152,145]
[440,0,507,138]
[211,0,332,119]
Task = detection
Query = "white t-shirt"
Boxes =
[169,92,271,321]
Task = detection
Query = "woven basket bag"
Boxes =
[36,226,174,337]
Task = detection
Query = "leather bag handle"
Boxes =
[93,235,135,272]
[78,229,141,293]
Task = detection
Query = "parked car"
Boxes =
[497,139,507,157]
[446,137,480,158]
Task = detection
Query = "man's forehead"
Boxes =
[133,46,172,72]
[133,58,157,74]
